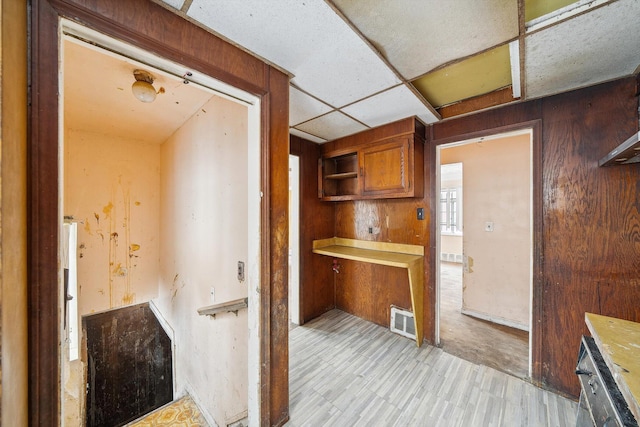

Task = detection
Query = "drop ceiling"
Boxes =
[152,0,639,143]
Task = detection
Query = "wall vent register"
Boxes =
[390,306,416,340]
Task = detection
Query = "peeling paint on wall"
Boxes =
[65,130,160,316]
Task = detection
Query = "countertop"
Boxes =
[585,312,640,422]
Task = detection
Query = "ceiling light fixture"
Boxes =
[131,69,157,103]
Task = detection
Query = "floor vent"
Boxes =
[390,306,416,340]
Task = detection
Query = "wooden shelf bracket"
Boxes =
[198,297,248,318]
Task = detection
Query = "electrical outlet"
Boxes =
[237,261,245,282]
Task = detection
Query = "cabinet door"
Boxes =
[360,137,413,197]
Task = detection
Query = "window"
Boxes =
[440,188,461,234]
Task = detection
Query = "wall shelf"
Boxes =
[198,297,248,318]
[325,172,358,180]
[312,237,424,346]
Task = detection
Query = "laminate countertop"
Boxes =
[585,312,640,422]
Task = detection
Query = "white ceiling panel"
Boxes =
[332,0,519,80]
[525,0,640,99]
[159,0,184,10]
[294,111,368,141]
[342,85,439,128]
[290,86,333,126]
[289,128,327,144]
[187,0,401,107]
[63,38,214,144]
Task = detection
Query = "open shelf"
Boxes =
[312,237,424,346]
[325,171,358,180]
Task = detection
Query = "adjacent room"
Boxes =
[60,28,259,426]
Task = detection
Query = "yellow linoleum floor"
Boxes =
[128,395,208,427]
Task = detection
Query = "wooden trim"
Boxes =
[437,87,517,120]
[29,1,289,425]
[29,1,62,424]
[530,119,544,385]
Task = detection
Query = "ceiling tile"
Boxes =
[332,0,519,80]
[187,0,401,107]
[342,85,438,128]
[412,44,513,108]
[159,0,184,10]
[525,0,576,22]
[525,0,640,99]
[294,111,368,141]
[289,128,327,144]
[290,86,333,126]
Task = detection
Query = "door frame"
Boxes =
[431,120,543,383]
[28,0,290,425]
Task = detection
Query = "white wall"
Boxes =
[156,94,249,426]
[64,129,161,315]
[441,133,530,329]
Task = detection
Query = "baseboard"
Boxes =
[184,382,217,427]
[461,308,529,332]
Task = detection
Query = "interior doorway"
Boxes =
[289,155,301,326]
[436,129,533,379]
[59,20,261,425]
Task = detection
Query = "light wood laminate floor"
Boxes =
[287,309,577,427]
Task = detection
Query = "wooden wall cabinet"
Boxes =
[318,122,424,201]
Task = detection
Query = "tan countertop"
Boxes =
[585,312,640,422]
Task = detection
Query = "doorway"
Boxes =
[436,129,532,379]
[59,20,261,425]
[289,155,300,326]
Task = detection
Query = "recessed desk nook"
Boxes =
[312,237,425,346]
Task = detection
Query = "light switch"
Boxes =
[417,207,424,220]
[484,222,494,232]
[237,261,245,282]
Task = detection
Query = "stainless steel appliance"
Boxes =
[575,336,638,426]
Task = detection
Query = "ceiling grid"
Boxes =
[145,0,638,141]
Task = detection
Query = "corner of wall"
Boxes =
[1,0,29,424]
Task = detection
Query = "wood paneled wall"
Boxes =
[431,77,640,397]
[292,119,433,330]
[29,1,290,425]
[297,77,639,399]
[290,136,335,321]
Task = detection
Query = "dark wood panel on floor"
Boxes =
[290,135,336,322]
[30,1,290,425]
[84,303,173,427]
